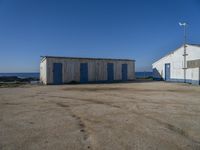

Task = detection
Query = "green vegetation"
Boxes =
[0,82,27,88]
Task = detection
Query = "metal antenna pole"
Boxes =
[183,24,187,83]
[179,22,187,83]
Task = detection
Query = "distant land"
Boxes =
[0,72,153,79]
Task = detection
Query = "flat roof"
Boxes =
[41,56,135,62]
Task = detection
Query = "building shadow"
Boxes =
[153,68,163,80]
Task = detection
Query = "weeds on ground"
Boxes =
[0,82,27,88]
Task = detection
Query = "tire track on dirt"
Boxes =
[133,110,200,146]
[52,95,200,147]
[51,95,121,109]
[102,93,200,146]
[55,102,92,150]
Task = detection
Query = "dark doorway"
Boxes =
[122,64,128,81]
[80,63,88,83]
[53,63,63,84]
[107,63,114,81]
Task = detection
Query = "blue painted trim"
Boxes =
[166,78,200,85]
[192,80,200,85]
[165,63,170,81]
[153,77,199,85]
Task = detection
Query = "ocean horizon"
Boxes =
[0,73,40,78]
[0,72,153,78]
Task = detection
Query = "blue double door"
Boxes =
[107,63,114,82]
[122,64,128,81]
[53,63,63,84]
[165,63,170,81]
[80,63,88,83]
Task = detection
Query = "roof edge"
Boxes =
[41,56,135,62]
[152,45,184,66]
[153,43,200,66]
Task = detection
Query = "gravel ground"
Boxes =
[1,81,200,150]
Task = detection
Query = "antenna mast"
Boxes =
[179,22,188,83]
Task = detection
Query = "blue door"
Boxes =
[107,63,114,81]
[165,63,170,81]
[80,63,88,83]
[53,63,63,84]
[122,64,128,81]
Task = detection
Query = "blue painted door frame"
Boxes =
[165,63,170,81]
[53,63,63,84]
[122,64,128,81]
[107,63,114,81]
[80,63,88,83]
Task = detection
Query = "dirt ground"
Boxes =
[1,81,200,150]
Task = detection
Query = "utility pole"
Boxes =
[179,22,187,83]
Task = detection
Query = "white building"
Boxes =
[152,44,200,85]
[40,56,135,85]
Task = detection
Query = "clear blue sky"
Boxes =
[0,0,200,72]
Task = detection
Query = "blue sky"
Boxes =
[0,0,200,72]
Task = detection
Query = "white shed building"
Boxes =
[152,44,200,85]
[40,56,135,85]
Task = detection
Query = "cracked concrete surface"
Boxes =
[0,81,200,150]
